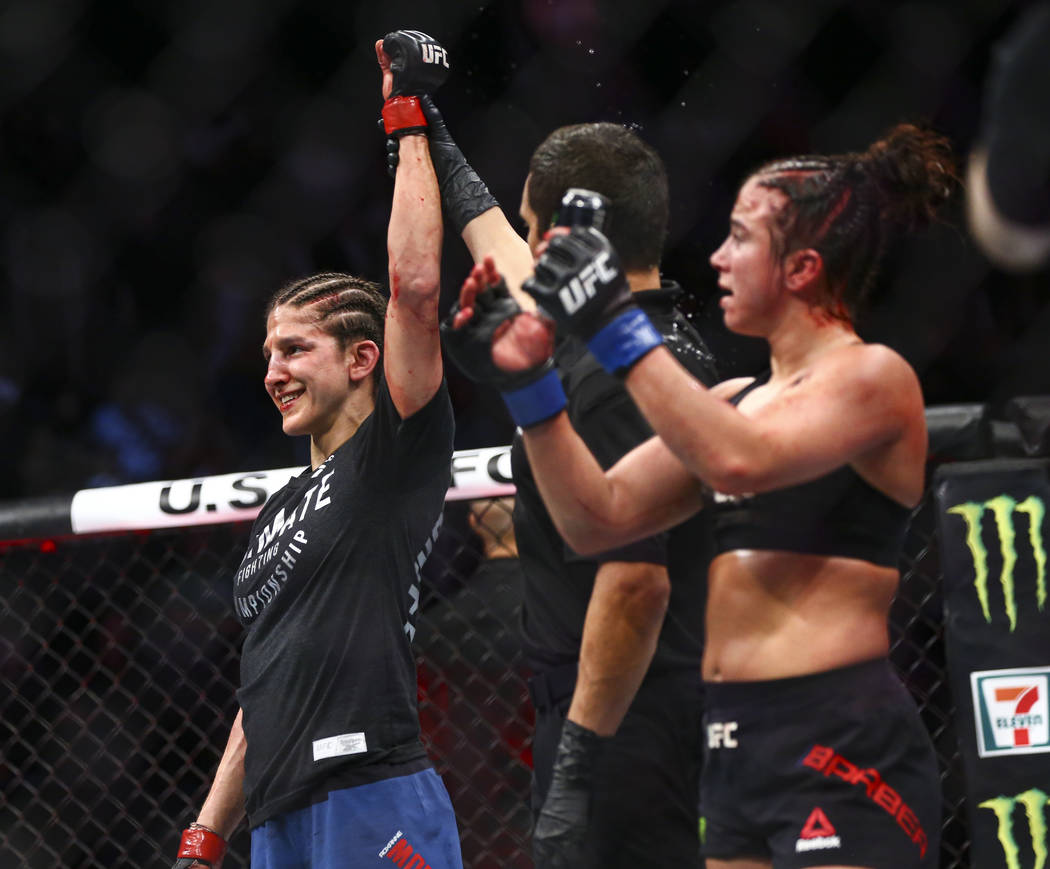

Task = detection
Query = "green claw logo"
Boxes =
[948,495,1048,631]
[979,788,1049,869]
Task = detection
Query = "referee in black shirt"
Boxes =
[388,73,720,866]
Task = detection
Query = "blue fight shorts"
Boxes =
[250,768,464,869]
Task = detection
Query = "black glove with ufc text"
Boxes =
[380,30,450,141]
[383,29,450,96]
[522,227,663,376]
[440,277,566,428]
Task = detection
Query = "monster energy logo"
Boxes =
[948,495,1048,632]
[979,788,1048,869]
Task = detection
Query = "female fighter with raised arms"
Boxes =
[442,123,955,869]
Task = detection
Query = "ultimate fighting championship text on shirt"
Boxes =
[233,465,334,622]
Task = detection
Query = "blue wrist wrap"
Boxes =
[501,368,567,428]
[587,308,663,375]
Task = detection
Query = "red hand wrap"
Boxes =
[178,827,227,865]
[382,96,427,135]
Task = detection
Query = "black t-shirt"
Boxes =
[512,282,719,674]
[233,377,454,827]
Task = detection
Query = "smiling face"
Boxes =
[709,175,790,336]
[263,304,354,440]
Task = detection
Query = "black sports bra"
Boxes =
[708,372,910,568]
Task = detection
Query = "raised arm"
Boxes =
[521,413,703,553]
[376,34,445,418]
[440,256,703,552]
[522,227,926,501]
[418,96,535,304]
[622,340,924,498]
[461,208,534,300]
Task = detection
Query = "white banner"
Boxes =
[446,445,515,502]
[69,446,515,534]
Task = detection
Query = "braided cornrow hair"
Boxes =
[754,123,957,321]
[266,273,388,353]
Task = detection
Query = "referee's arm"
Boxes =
[569,560,670,735]
[459,207,536,308]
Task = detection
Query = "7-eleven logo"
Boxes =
[972,668,1050,757]
[795,807,842,853]
[996,686,1042,746]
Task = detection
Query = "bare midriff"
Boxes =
[703,548,899,682]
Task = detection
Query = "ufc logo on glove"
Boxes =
[400,30,449,67]
[421,43,449,66]
[558,250,618,314]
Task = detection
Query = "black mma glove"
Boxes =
[380,57,500,233]
[419,95,500,234]
[532,719,609,868]
[440,277,566,428]
[522,227,663,376]
[172,824,226,869]
[384,29,450,97]
[386,96,501,228]
[379,31,450,144]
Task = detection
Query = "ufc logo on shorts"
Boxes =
[558,251,617,314]
[708,721,739,749]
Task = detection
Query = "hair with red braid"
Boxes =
[266,273,388,353]
[752,123,958,321]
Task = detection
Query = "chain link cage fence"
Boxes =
[0,0,1046,866]
[0,441,994,869]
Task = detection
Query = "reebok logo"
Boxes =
[383,833,438,868]
[795,807,841,853]
[802,744,928,857]
[378,831,403,858]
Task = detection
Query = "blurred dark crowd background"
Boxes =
[0,0,1045,500]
